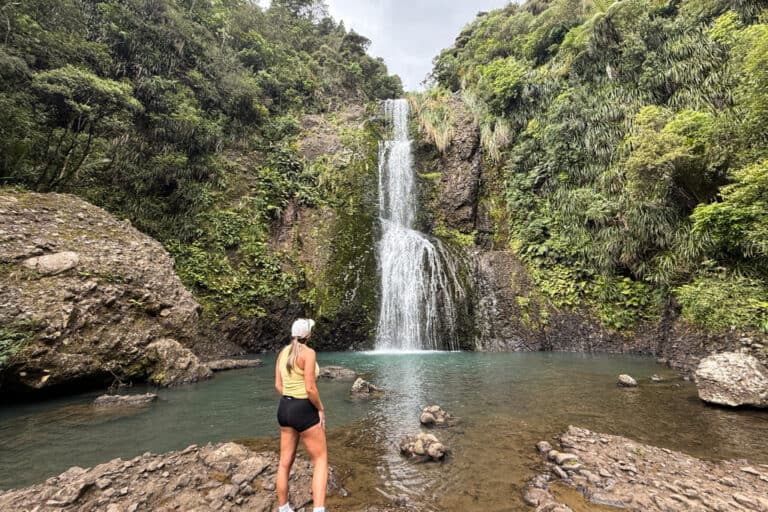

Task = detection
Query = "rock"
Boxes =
[205,359,263,371]
[419,405,451,426]
[318,366,357,379]
[617,374,638,387]
[45,480,92,506]
[694,352,768,407]
[146,338,213,386]
[399,432,447,461]
[93,393,157,408]
[650,374,661,382]
[554,453,579,466]
[528,426,768,512]
[350,377,384,398]
[536,441,552,455]
[0,191,210,398]
[0,442,336,512]
[22,251,80,275]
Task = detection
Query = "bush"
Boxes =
[676,273,768,332]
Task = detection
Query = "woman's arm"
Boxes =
[302,348,325,427]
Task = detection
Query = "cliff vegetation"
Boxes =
[427,0,768,334]
[0,0,401,348]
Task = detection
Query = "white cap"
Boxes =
[291,318,315,339]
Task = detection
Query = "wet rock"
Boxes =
[93,393,157,408]
[529,426,768,511]
[350,377,384,398]
[399,432,448,461]
[695,352,768,407]
[419,405,451,426]
[146,338,213,386]
[651,374,662,382]
[536,441,552,455]
[617,374,638,387]
[318,365,358,379]
[206,359,263,371]
[22,251,80,275]
[0,442,335,512]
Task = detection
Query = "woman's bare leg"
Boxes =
[300,422,328,508]
[277,427,300,507]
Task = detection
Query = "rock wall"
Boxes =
[214,107,381,353]
[0,192,212,397]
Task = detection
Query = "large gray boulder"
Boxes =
[0,192,208,396]
[694,352,768,408]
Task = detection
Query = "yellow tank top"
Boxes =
[279,345,319,399]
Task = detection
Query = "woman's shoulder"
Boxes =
[299,344,316,357]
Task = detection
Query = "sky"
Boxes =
[258,1,514,91]
[325,0,513,91]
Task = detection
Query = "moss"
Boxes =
[303,119,381,342]
[0,324,34,370]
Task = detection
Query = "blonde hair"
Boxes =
[286,338,301,374]
[286,318,314,374]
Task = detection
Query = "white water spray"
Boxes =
[375,99,462,352]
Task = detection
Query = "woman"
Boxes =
[275,318,327,512]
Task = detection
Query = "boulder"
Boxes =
[205,359,262,372]
[419,405,451,426]
[93,393,157,407]
[318,366,357,380]
[22,251,80,275]
[399,432,448,461]
[350,377,384,398]
[146,339,212,386]
[617,374,638,387]
[694,352,768,407]
[0,191,209,397]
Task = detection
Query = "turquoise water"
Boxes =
[1,352,766,510]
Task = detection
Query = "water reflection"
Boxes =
[366,353,431,503]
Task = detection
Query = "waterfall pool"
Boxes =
[1,352,766,510]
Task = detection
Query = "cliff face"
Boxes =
[211,107,381,353]
[415,100,765,372]
[0,192,212,397]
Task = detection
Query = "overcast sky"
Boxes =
[325,0,513,91]
[258,1,514,91]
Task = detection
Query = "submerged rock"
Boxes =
[0,442,337,512]
[695,352,768,408]
[399,432,448,461]
[419,405,452,426]
[206,359,263,372]
[617,374,638,387]
[318,365,358,380]
[93,393,157,407]
[350,377,384,398]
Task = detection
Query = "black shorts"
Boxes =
[277,396,320,432]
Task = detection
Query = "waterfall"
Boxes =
[375,99,462,352]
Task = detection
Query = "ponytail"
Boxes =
[286,337,301,374]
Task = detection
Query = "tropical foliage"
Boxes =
[431,0,768,332]
[0,0,401,319]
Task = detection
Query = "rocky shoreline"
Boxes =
[0,440,421,512]
[0,442,336,512]
[527,426,768,512]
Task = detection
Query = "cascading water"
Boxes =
[375,99,463,352]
